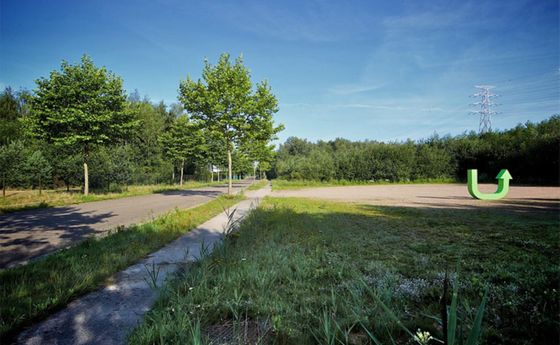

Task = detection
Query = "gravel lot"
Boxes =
[272,183,560,213]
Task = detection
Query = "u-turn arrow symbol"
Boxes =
[467,169,512,200]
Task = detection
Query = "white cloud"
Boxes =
[205,1,378,42]
[328,83,384,95]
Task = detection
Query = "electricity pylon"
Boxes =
[471,85,498,133]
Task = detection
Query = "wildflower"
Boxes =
[413,329,433,345]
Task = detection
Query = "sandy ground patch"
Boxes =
[272,183,560,213]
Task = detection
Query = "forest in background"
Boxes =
[0,87,247,193]
[0,54,280,195]
[1,55,558,193]
[273,115,560,185]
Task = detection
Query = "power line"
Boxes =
[470,85,498,133]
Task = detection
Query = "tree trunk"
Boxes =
[66,182,70,192]
[172,169,175,185]
[83,162,89,196]
[227,147,232,195]
[39,176,42,196]
[2,176,6,197]
[180,159,184,186]
[211,165,214,182]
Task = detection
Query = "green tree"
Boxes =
[128,97,167,184]
[202,129,227,182]
[179,53,283,194]
[26,150,52,195]
[160,115,205,186]
[0,141,25,197]
[52,153,82,192]
[28,55,137,195]
[89,145,134,192]
[0,87,31,145]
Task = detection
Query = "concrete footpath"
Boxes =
[17,185,271,345]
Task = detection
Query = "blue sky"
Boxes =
[1,0,558,143]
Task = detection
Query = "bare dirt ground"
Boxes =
[0,181,253,269]
[272,183,560,213]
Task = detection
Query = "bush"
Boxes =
[274,116,560,185]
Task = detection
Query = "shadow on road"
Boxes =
[0,207,115,268]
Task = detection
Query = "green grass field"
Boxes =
[130,197,559,345]
[0,181,225,214]
[0,194,244,341]
[271,178,456,191]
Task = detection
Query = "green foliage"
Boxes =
[179,53,283,191]
[129,197,558,344]
[29,55,136,151]
[25,150,52,194]
[0,194,244,340]
[89,145,134,192]
[28,55,138,194]
[275,116,560,185]
[0,141,26,196]
[51,153,82,191]
[160,116,205,168]
[0,88,29,145]
[128,97,171,184]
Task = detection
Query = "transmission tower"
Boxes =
[471,85,498,133]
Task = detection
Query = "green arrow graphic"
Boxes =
[467,169,512,200]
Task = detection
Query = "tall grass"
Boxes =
[129,197,557,344]
[0,194,244,341]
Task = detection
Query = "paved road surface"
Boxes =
[0,180,253,269]
[17,185,271,345]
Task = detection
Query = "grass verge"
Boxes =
[246,180,269,191]
[129,197,559,345]
[0,193,244,341]
[0,181,226,214]
[271,178,456,191]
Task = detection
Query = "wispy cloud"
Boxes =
[328,83,384,95]
[205,1,378,42]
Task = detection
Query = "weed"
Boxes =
[128,197,558,345]
[0,194,244,340]
[143,261,162,290]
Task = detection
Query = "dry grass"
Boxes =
[0,181,224,214]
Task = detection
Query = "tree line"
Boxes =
[0,54,283,196]
[273,115,560,185]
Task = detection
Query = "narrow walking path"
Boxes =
[16,184,271,345]
[0,180,253,269]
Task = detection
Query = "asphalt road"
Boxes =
[0,180,253,269]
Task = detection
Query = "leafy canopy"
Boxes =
[159,115,205,164]
[29,55,137,152]
[178,53,283,147]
